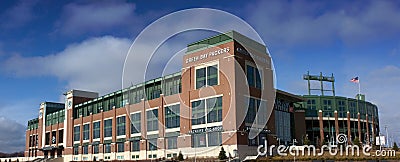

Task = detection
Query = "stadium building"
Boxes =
[298,72,380,146]
[25,31,307,161]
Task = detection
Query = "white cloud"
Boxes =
[56,1,138,35]
[0,116,25,153]
[246,0,400,47]
[3,36,132,95]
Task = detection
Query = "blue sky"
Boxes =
[0,0,399,152]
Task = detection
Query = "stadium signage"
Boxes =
[185,47,230,64]
[188,126,223,134]
[236,47,268,64]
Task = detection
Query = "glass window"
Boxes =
[58,130,63,143]
[74,126,80,141]
[167,137,177,149]
[245,98,256,124]
[246,65,255,87]
[196,68,206,89]
[117,142,124,152]
[130,113,141,134]
[93,145,99,154]
[148,139,157,151]
[206,97,222,123]
[165,104,180,128]
[207,65,218,86]
[192,100,205,125]
[83,124,90,140]
[82,145,88,154]
[195,64,219,89]
[147,109,159,132]
[93,121,100,139]
[192,133,206,148]
[208,131,222,146]
[131,140,140,152]
[104,119,112,138]
[104,143,111,153]
[73,146,79,155]
[117,116,126,136]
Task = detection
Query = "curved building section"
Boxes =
[300,94,379,146]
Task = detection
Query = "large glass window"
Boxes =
[83,124,90,140]
[245,98,261,124]
[73,146,79,155]
[167,137,178,149]
[93,145,99,154]
[104,119,112,138]
[165,104,180,128]
[192,100,205,125]
[163,75,181,96]
[73,126,80,141]
[82,145,88,154]
[130,113,141,134]
[208,131,222,146]
[246,65,262,89]
[192,96,223,125]
[117,116,126,136]
[131,140,140,152]
[195,64,219,89]
[246,65,255,87]
[207,97,222,123]
[275,110,291,144]
[93,121,100,139]
[148,138,157,151]
[147,109,158,132]
[192,133,206,148]
[104,143,111,153]
[117,142,124,152]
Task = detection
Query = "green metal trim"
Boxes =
[185,39,233,55]
[103,140,112,144]
[128,136,141,141]
[116,138,126,142]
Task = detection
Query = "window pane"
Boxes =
[165,104,180,128]
[192,133,206,148]
[130,113,141,134]
[255,68,262,89]
[196,68,206,89]
[117,116,126,136]
[104,119,112,137]
[192,100,205,125]
[247,65,255,87]
[207,65,218,86]
[147,109,159,131]
[74,126,80,141]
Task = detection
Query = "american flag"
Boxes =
[350,77,359,83]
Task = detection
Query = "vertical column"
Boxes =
[372,115,376,145]
[365,114,369,145]
[334,110,339,137]
[347,111,351,145]
[357,112,361,142]
[318,110,324,146]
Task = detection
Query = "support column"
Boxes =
[372,115,376,145]
[347,111,351,145]
[358,113,361,142]
[366,114,369,145]
[318,110,324,146]
[334,111,339,137]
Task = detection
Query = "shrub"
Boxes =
[393,142,398,151]
[177,151,184,161]
[218,147,227,160]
